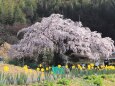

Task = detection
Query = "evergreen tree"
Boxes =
[14,6,26,24]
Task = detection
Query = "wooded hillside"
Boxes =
[0,0,115,44]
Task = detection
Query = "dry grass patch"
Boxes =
[0,63,37,75]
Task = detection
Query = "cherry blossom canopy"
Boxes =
[8,14,115,60]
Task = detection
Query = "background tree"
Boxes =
[14,6,26,24]
[0,0,115,45]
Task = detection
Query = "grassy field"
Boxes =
[31,74,115,86]
[0,63,115,86]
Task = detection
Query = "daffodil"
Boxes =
[23,65,28,70]
[97,66,100,69]
[39,64,42,67]
[79,67,82,70]
[58,64,61,68]
[106,66,115,70]
[23,65,28,72]
[37,68,40,71]
[65,65,68,69]
[100,65,105,69]
[41,68,44,72]
[77,64,81,67]
[78,66,82,70]
[88,65,91,70]
[72,65,75,69]
[3,66,9,72]
[46,67,49,71]
[90,63,94,67]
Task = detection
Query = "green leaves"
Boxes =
[0,72,28,85]
[16,73,28,85]
[57,78,71,85]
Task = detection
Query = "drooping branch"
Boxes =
[8,14,115,61]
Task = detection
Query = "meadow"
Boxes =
[0,63,115,86]
[0,0,115,86]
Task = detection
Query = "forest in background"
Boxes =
[0,0,115,45]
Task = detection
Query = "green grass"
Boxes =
[31,74,115,86]
[0,64,115,86]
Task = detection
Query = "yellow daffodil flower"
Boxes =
[23,65,28,72]
[3,66,9,72]
[78,66,82,70]
[23,65,28,70]
[79,67,82,70]
[39,64,42,67]
[97,66,99,69]
[46,67,49,71]
[88,65,91,70]
[58,64,61,68]
[41,68,44,72]
[90,63,94,67]
[72,65,75,69]
[37,68,40,71]
[65,65,68,69]
[77,64,81,67]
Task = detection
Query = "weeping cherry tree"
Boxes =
[8,14,115,64]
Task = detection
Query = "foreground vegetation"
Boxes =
[32,74,115,86]
[0,63,115,86]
